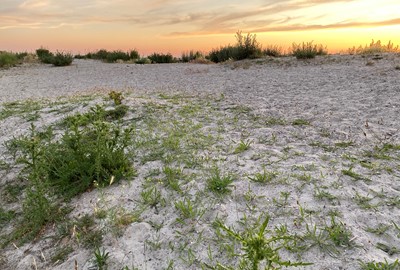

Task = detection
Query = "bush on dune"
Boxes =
[0,51,20,68]
[207,31,262,63]
[291,41,327,59]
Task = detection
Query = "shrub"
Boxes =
[135,57,151,64]
[207,31,262,62]
[36,47,54,64]
[129,49,140,60]
[208,45,238,63]
[181,50,203,62]
[12,118,134,199]
[348,39,400,55]
[0,52,19,68]
[148,53,175,63]
[235,30,262,60]
[291,41,327,59]
[105,50,131,63]
[52,52,73,66]
[263,45,283,57]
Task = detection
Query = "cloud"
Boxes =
[0,0,399,37]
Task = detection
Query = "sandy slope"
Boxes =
[1,54,400,270]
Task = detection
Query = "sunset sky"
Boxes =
[1,0,400,56]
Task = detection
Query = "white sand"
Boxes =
[1,54,400,269]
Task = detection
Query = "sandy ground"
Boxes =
[1,54,400,270]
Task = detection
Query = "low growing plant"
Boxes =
[291,42,327,59]
[211,215,311,269]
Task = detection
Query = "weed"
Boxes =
[141,186,165,209]
[212,215,311,269]
[325,216,352,247]
[354,192,377,210]
[207,168,235,195]
[174,197,204,223]
[359,258,399,270]
[291,42,327,59]
[292,118,310,126]
[234,139,252,154]
[263,45,283,57]
[93,247,110,270]
[208,31,262,62]
[108,91,124,105]
[0,208,15,228]
[376,242,400,256]
[163,166,184,192]
[52,52,73,66]
[51,246,74,265]
[348,39,399,55]
[342,168,367,181]
[181,50,203,62]
[248,169,278,183]
[365,224,390,235]
[148,53,175,63]
[314,187,337,202]
[36,47,54,63]
[335,141,354,148]
[0,51,20,68]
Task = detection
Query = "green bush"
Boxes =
[207,31,262,62]
[0,51,19,68]
[181,50,203,62]
[52,52,73,66]
[36,48,54,64]
[235,30,262,60]
[129,49,140,60]
[208,45,238,63]
[105,50,131,63]
[263,45,283,57]
[291,42,327,59]
[148,53,175,63]
[135,57,151,64]
[11,108,134,199]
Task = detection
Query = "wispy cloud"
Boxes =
[0,0,399,36]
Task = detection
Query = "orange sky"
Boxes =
[1,0,400,56]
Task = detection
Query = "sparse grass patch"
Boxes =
[359,258,399,270]
[233,139,252,154]
[292,118,310,126]
[291,42,327,59]
[207,168,235,195]
[248,169,278,184]
[0,51,20,68]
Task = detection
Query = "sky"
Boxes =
[1,0,400,56]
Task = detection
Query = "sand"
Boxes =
[1,54,400,269]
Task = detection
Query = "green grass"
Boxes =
[291,42,327,59]
[0,51,20,68]
[206,168,235,195]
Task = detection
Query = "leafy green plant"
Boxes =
[36,47,54,63]
[212,215,311,269]
[207,168,234,195]
[52,51,73,66]
[174,197,203,221]
[325,216,352,247]
[181,50,203,62]
[234,139,252,154]
[208,31,262,62]
[349,39,399,55]
[0,51,19,68]
[94,247,110,270]
[359,258,399,270]
[291,42,327,59]
[148,53,175,63]
[263,45,283,57]
[108,91,124,105]
[248,169,278,183]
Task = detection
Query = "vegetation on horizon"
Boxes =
[36,47,73,66]
[348,39,400,55]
